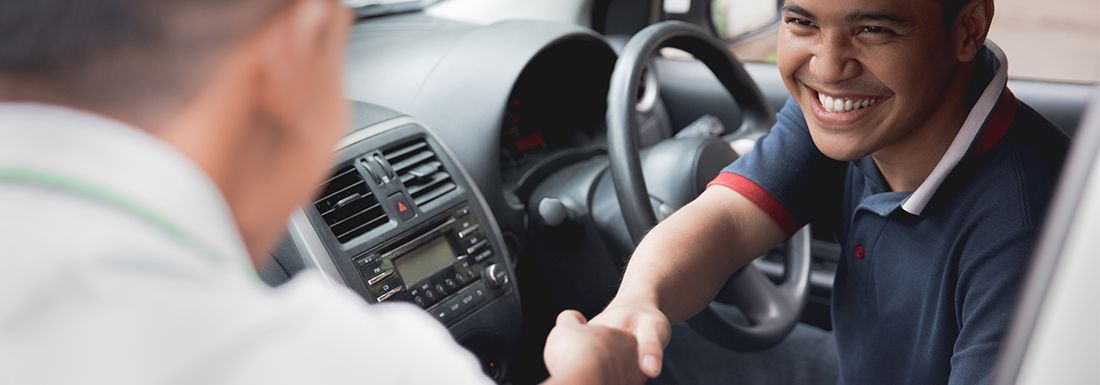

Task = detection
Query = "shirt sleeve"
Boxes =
[227,272,494,385]
[948,227,1036,385]
[708,97,846,235]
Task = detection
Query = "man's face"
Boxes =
[777,0,958,161]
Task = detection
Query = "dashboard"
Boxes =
[284,103,521,381]
[497,40,614,179]
[272,12,645,384]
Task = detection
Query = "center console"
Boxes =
[356,204,509,323]
[287,102,521,382]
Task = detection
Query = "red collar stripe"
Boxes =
[973,89,1018,155]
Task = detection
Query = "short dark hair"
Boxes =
[942,0,971,24]
[0,0,290,107]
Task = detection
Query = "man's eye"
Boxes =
[858,26,894,35]
[785,17,815,28]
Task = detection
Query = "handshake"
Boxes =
[541,304,673,385]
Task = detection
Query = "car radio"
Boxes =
[353,204,510,325]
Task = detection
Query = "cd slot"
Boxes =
[382,217,456,261]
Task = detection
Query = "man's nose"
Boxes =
[809,34,862,85]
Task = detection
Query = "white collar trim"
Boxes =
[901,41,1010,215]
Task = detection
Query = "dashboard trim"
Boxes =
[290,116,423,289]
[288,207,348,288]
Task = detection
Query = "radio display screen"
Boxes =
[395,236,456,284]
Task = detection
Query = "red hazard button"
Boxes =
[388,193,415,221]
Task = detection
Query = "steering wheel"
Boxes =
[607,21,812,352]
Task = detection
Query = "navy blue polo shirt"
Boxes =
[709,46,1068,385]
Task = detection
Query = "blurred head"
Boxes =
[776,0,994,161]
[0,0,354,263]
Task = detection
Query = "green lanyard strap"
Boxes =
[0,166,256,278]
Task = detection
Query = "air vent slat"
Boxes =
[383,141,429,163]
[414,182,457,206]
[312,165,389,243]
[391,151,434,174]
[324,201,382,228]
[315,180,368,211]
[336,213,389,241]
[383,138,458,210]
[405,172,451,196]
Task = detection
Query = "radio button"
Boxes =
[362,259,393,277]
[466,240,488,255]
[445,278,458,290]
[447,299,463,314]
[474,250,493,263]
[485,264,509,289]
[434,283,447,295]
[366,269,394,286]
[463,235,483,248]
[434,308,450,323]
[369,276,403,296]
[454,272,468,285]
[355,256,376,268]
[413,296,426,308]
[458,224,481,239]
[376,286,403,302]
[424,287,439,302]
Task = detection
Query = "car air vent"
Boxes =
[384,139,457,208]
[313,165,387,243]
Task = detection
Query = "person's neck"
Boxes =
[872,62,982,192]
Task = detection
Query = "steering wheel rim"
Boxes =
[607,21,812,352]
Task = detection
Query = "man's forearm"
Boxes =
[610,187,787,322]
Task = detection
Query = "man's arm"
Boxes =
[590,185,789,377]
[549,97,840,378]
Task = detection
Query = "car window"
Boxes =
[713,0,1100,83]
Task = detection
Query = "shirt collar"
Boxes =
[897,41,1017,216]
[0,102,252,270]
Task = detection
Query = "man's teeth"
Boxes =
[817,93,877,113]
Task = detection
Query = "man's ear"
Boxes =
[951,0,995,62]
[252,0,338,133]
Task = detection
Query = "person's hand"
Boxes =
[589,303,672,378]
[543,310,646,385]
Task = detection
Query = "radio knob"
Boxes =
[485,264,509,288]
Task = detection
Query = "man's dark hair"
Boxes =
[0,0,290,109]
[942,0,973,24]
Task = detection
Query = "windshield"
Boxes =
[344,0,444,18]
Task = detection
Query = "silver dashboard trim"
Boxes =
[288,208,347,289]
[289,116,421,289]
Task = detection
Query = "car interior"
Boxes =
[252,0,1098,383]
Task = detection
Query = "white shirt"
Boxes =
[0,103,492,385]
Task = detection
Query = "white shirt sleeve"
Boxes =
[211,272,495,385]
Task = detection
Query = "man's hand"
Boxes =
[589,303,672,378]
[543,310,646,385]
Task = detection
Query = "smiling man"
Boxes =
[577,0,1069,384]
